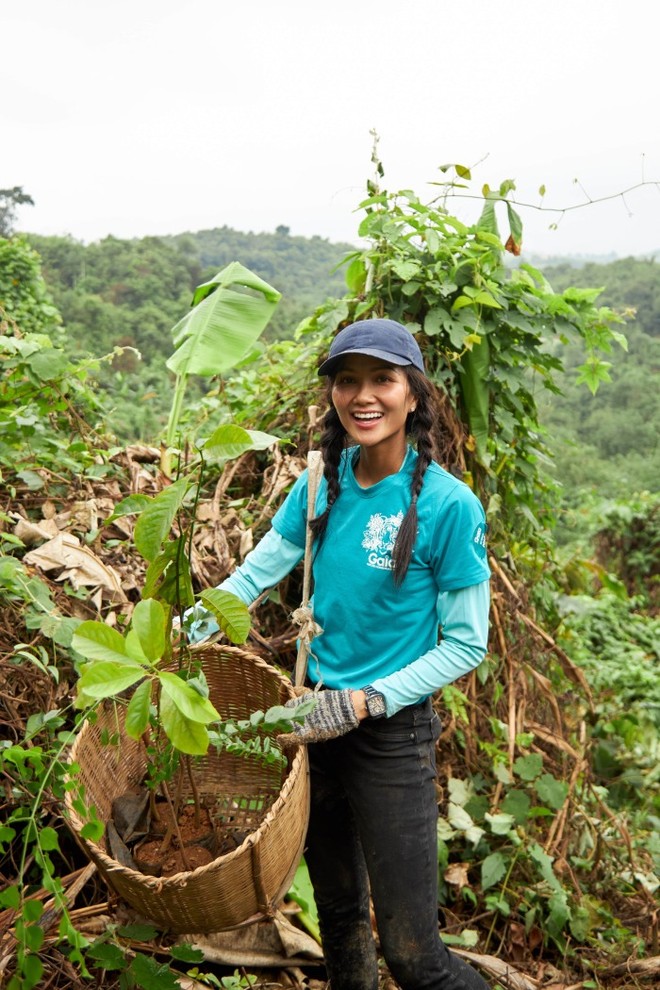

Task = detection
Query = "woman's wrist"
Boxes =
[351,690,369,721]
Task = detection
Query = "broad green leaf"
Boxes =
[124,629,149,664]
[125,678,153,740]
[158,671,220,723]
[345,255,367,294]
[77,662,145,700]
[0,885,20,909]
[485,812,515,835]
[424,306,447,337]
[142,536,194,607]
[529,843,562,893]
[107,493,151,521]
[72,621,132,665]
[201,588,251,644]
[134,478,189,563]
[451,295,475,313]
[575,358,612,394]
[129,952,181,990]
[481,851,507,891]
[472,290,502,309]
[459,334,490,464]
[245,428,280,450]
[116,923,159,940]
[287,859,320,943]
[17,469,44,490]
[390,259,421,281]
[534,773,569,810]
[202,424,254,461]
[159,691,209,756]
[513,753,543,781]
[202,425,279,460]
[130,598,166,662]
[86,942,125,970]
[167,261,280,378]
[28,350,68,381]
[39,826,59,851]
[501,789,531,824]
[547,889,571,937]
[169,944,205,963]
[476,199,499,238]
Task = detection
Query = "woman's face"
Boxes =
[331,354,416,454]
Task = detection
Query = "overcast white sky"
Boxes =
[4,0,660,259]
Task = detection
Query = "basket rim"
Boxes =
[63,644,307,890]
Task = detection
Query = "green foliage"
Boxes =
[0,556,78,650]
[537,257,660,496]
[295,176,625,572]
[25,227,353,442]
[0,237,119,490]
[556,590,660,805]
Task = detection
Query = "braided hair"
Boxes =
[309,366,437,587]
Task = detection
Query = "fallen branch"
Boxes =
[452,948,540,990]
[601,955,660,980]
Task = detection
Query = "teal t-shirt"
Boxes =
[272,446,490,691]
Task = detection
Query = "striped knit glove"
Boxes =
[279,689,359,745]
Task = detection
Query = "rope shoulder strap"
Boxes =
[292,450,324,688]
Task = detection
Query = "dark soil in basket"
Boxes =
[108,789,255,878]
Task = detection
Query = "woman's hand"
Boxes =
[279,688,364,745]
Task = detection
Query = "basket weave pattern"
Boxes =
[65,646,309,933]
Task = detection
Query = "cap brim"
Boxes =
[317,347,413,377]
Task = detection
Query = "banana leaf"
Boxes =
[165,262,281,446]
[459,334,491,466]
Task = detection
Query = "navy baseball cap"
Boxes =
[317,318,425,377]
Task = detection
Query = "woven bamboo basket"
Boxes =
[64,645,309,934]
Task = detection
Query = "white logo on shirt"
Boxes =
[361,512,404,570]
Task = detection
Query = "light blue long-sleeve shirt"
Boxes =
[184,528,489,717]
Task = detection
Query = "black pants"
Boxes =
[305,699,490,990]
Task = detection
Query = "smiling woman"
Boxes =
[186,317,492,990]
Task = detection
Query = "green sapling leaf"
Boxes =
[158,671,220,723]
[200,588,251,644]
[77,662,146,700]
[133,477,190,563]
[125,678,153,740]
[72,621,134,665]
[159,692,209,756]
[130,598,166,662]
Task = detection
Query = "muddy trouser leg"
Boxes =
[305,700,491,990]
[305,737,379,990]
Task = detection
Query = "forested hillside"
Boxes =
[23,228,660,499]
[25,227,354,439]
[534,257,660,498]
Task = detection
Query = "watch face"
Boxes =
[366,691,386,717]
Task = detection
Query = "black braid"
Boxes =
[391,368,438,586]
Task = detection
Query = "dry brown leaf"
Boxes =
[444,862,470,889]
[13,516,59,545]
[24,532,127,602]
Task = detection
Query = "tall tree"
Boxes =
[0,186,34,237]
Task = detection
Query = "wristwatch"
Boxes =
[363,685,387,719]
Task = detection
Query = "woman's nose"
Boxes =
[354,379,374,402]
